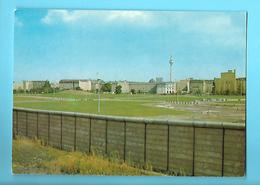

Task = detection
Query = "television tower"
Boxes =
[169,55,174,82]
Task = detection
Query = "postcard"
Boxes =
[13,9,246,176]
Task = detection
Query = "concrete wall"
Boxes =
[13,108,245,176]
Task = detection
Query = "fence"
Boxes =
[13,107,245,176]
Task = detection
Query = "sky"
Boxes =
[14,9,247,83]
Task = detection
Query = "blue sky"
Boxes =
[14,9,246,82]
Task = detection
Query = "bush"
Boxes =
[115,85,122,94]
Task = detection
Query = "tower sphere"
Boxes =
[169,55,174,65]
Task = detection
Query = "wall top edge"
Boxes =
[13,107,245,129]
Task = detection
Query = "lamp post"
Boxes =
[97,72,101,113]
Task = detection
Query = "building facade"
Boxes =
[111,81,130,93]
[111,81,157,94]
[59,80,80,90]
[13,81,24,91]
[59,79,95,91]
[156,82,176,94]
[236,77,246,95]
[175,79,213,95]
[23,81,46,91]
[176,79,190,94]
[203,80,214,94]
[189,80,204,94]
[214,70,237,95]
[129,82,157,94]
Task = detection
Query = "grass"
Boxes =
[14,91,189,117]
[13,137,163,175]
[13,90,245,121]
[15,90,246,101]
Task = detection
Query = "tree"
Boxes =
[194,89,202,96]
[101,83,112,92]
[76,87,82,91]
[42,80,53,93]
[130,89,136,94]
[115,85,122,94]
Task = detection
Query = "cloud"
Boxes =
[106,11,151,23]
[41,10,246,48]
[15,17,23,27]
[41,10,153,25]
[169,12,246,48]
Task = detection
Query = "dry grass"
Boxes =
[13,137,163,176]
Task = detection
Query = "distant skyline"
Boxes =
[14,9,247,83]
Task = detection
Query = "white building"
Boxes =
[13,81,23,90]
[23,81,46,91]
[79,80,92,91]
[111,81,130,93]
[59,79,98,91]
[156,82,176,94]
[50,82,59,89]
[59,80,80,90]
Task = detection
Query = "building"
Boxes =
[59,79,80,90]
[23,80,46,91]
[79,80,92,91]
[176,79,191,94]
[175,79,213,95]
[111,81,130,93]
[189,79,204,94]
[50,82,59,89]
[156,82,176,94]
[203,80,214,94]
[214,70,237,95]
[59,79,94,91]
[129,82,157,94]
[236,77,246,95]
[111,81,157,94]
[13,81,24,91]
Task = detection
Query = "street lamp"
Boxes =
[97,72,101,113]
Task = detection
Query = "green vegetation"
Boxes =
[130,89,136,94]
[13,90,245,121]
[14,96,186,117]
[13,138,162,175]
[115,85,122,94]
[13,80,59,94]
[14,90,245,101]
[101,82,112,92]
[14,90,190,117]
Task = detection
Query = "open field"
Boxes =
[13,137,163,175]
[14,90,246,122]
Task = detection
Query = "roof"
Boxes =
[157,82,175,85]
[190,79,204,83]
[59,79,91,83]
[24,80,46,83]
[237,77,246,80]
[128,81,156,85]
